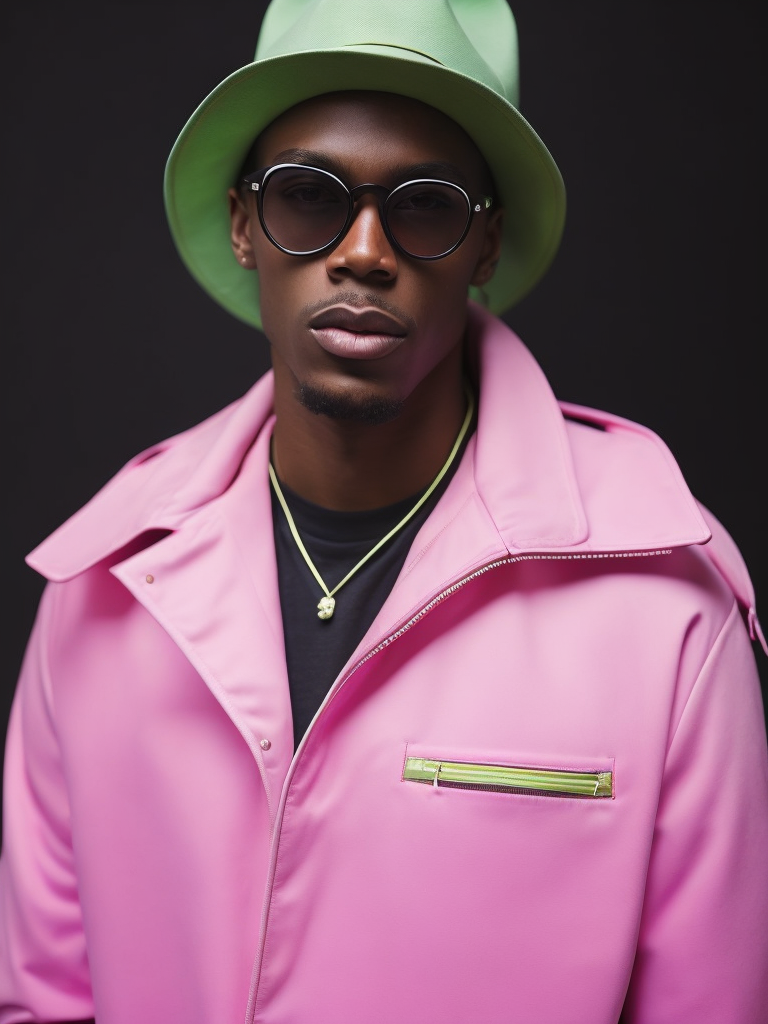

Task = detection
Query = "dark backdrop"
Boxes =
[3,1,766,792]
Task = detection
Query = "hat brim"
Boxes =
[164,46,566,329]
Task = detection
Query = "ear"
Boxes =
[470,207,504,287]
[228,187,257,269]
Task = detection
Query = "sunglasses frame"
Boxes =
[241,163,493,261]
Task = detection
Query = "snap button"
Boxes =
[260,738,272,751]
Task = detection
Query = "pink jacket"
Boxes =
[2,305,767,1024]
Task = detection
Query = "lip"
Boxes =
[308,305,408,361]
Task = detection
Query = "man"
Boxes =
[1,1,767,1022]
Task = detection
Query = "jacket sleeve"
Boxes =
[623,600,768,1023]
[0,585,95,1024]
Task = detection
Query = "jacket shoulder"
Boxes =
[559,401,765,653]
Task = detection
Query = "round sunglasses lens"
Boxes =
[261,167,349,253]
[386,181,471,257]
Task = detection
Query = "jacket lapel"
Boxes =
[111,421,294,818]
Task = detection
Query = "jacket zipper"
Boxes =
[403,756,613,797]
[337,547,673,677]
[245,546,669,1022]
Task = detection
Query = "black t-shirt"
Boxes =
[271,428,472,749]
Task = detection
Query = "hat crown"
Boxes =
[256,0,519,106]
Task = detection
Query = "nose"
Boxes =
[325,194,398,282]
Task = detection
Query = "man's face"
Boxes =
[230,91,503,424]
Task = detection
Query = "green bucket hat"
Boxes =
[164,0,566,329]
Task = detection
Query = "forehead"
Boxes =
[255,91,489,183]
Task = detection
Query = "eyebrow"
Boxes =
[270,149,470,187]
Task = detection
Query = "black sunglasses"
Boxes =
[241,163,493,260]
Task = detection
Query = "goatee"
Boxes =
[297,383,403,425]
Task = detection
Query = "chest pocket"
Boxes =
[403,756,613,798]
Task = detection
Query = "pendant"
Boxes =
[317,595,336,620]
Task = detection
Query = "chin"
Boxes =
[297,381,404,425]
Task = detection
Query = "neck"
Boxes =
[270,355,469,511]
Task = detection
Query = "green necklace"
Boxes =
[269,387,475,620]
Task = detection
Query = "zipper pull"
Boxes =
[595,772,612,797]
[433,762,442,789]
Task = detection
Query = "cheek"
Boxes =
[253,249,314,338]
[419,224,488,297]
[407,255,480,325]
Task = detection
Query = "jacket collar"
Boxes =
[27,303,710,583]
[27,373,276,581]
[467,303,710,554]
[468,304,589,550]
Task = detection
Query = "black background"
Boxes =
[3,0,766,785]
